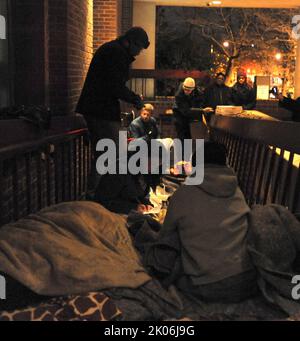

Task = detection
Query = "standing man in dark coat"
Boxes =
[173,77,213,142]
[76,27,150,193]
[232,71,256,110]
[204,72,234,110]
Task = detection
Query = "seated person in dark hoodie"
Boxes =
[146,141,256,303]
[232,71,256,110]
[129,103,160,142]
[95,169,160,215]
[204,72,234,110]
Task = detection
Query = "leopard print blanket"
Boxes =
[0,292,122,321]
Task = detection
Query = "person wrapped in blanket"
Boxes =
[145,141,257,303]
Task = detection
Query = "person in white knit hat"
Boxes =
[182,77,196,94]
[173,77,213,159]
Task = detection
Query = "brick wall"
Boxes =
[48,0,94,115]
[12,0,122,114]
[120,0,133,35]
[93,0,118,51]
[66,0,94,114]
[48,0,68,114]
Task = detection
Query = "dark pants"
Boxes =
[173,113,193,162]
[84,116,121,194]
[176,270,258,304]
[174,115,192,142]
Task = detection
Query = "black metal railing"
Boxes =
[191,116,300,214]
[0,122,91,226]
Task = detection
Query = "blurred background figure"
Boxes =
[173,77,213,142]
[277,92,300,122]
[204,72,233,110]
[232,70,256,110]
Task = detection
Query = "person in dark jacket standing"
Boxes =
[76,27,150,193]
[232,71,256,110]
[173,77,213,142]
[204,72,233,110]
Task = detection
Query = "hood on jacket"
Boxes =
[185,165,238,198]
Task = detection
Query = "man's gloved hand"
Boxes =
[144,130,152,143]
[133,95,144,110]
[203,107,214,114]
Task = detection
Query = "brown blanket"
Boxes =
[0,201,151,296]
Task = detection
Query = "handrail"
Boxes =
[0,128,88,160]
[210,116,300,154]
[0,119,91,227]
[191,116,300,213]
[129,69,206,79]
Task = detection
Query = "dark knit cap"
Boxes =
[123,27,150,49]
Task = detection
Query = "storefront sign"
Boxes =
[292,15,300,40]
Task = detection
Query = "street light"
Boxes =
[207,1,222,6]
[275,53,282,61]
[223,41,229,48]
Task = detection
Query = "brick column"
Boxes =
[66,0,94,114]
[93,0,119,52]
[120,0,133,35]
[48,0,68,113]
[48,0,94,114]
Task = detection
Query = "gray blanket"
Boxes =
[0,201,151,296]
[248,204,300,316]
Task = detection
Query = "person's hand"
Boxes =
[278,93,284,101]
[137,204,147,213]
[137,204,153,213]
[134,98,144,111]
[203,107,214,114]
